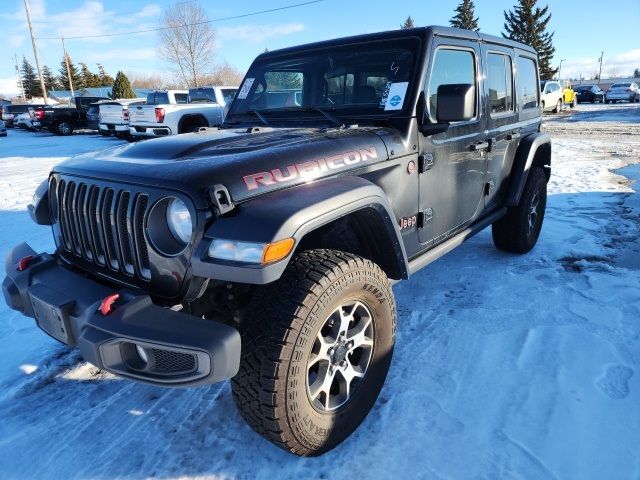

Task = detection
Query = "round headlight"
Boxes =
[166,198,192,244]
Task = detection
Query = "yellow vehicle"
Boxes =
[562,80,577,108]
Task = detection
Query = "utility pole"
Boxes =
[597,51,604,85]
[62,36,75,97]
[558,59,566,81]
[14,54,26,101]
[23,0,48,103]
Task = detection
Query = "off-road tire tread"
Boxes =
[231,249,395,456]
[492,167,547,253]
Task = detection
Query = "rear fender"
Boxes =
[505,132,551,206]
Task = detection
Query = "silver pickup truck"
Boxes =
[98,98,146,139]
[129,86,237,140]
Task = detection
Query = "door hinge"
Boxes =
[418,208,433,228]
[484,181,495,196]
[418,154,434,173]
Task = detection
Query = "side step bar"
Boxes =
[407,207,507,277]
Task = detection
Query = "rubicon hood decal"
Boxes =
[243,147,378,191]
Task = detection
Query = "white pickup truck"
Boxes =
[129,86,238,140]
[98,98,146,139]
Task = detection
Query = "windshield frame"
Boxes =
[227,36,424,125]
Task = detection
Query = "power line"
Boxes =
[30,0,198,24]
[36,0,323,40]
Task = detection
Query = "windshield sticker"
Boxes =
[379,81,392,108]
[238,78,255,99]
[384,82,408,111]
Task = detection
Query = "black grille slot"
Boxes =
[151,349,197,373]
[53,179,151,282]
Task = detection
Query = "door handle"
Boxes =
[506,132,521,141]
[469,141,490,152]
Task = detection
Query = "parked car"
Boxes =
[574,85,605,103]
[13,111,38,130]
[540,80,564,113]
[605,82,640,103]
[36,96,110,135]
[4,26,551,456]
[98,98,146,139]
[129,86,237,140]
[1,104,46,127]
[562,81,577,108]
[0,119,6,136]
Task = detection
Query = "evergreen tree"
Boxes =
[268,72,302,89]
[58,54,82,91]
[400,15,415,29]
[20,56,42,99]
[97,63,115,86]
[503,0,557,79]
[450,0,479,31]
[634,68,640,78]
[79,62,101,88]
[111,71,136,99]
[41,65,59,92]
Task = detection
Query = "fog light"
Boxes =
[135,345,148,364]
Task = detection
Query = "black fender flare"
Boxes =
[191,176,408,285]
[178,114,209,133]
[505,132,551,207]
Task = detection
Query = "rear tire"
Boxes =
[54,121,73,135]
[492,168,547,254]
[231,249,396,456]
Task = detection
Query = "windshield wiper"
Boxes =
[247,109,270,126]
[308,107,342,127]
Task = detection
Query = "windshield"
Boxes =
[611,83,630,88]
[229,38,421,120]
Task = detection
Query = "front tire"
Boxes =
[553,99,562,113]
[492,168,547,254]
[231,250,396,456]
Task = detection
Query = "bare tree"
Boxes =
[201,62,245,86]
[158,2,216,87]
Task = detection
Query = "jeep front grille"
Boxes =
[52,177,151,281]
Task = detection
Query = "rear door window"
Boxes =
[517,56,539,109]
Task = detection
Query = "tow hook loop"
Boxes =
[99,293,120,316]
[16,255,34,272]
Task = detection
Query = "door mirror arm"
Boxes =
[417,91,450,136]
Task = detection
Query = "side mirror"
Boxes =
[436,84,475,123]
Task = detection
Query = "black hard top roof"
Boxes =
[258,26,537,59]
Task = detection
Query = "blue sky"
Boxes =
[1,0,638,95]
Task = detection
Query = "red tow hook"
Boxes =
[99,293,120,316]
[16,255,35,272]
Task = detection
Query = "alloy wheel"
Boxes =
[307,300,374,412]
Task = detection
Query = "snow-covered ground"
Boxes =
[0,105,639,479]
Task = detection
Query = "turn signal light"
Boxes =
[262,238,295,264]
[16,255,34,272]
[99,293,120,316]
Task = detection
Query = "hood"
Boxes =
[53,127,393,208]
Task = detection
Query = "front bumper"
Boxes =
[2,243,240,387]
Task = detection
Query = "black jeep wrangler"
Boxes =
[3,27,550,456]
